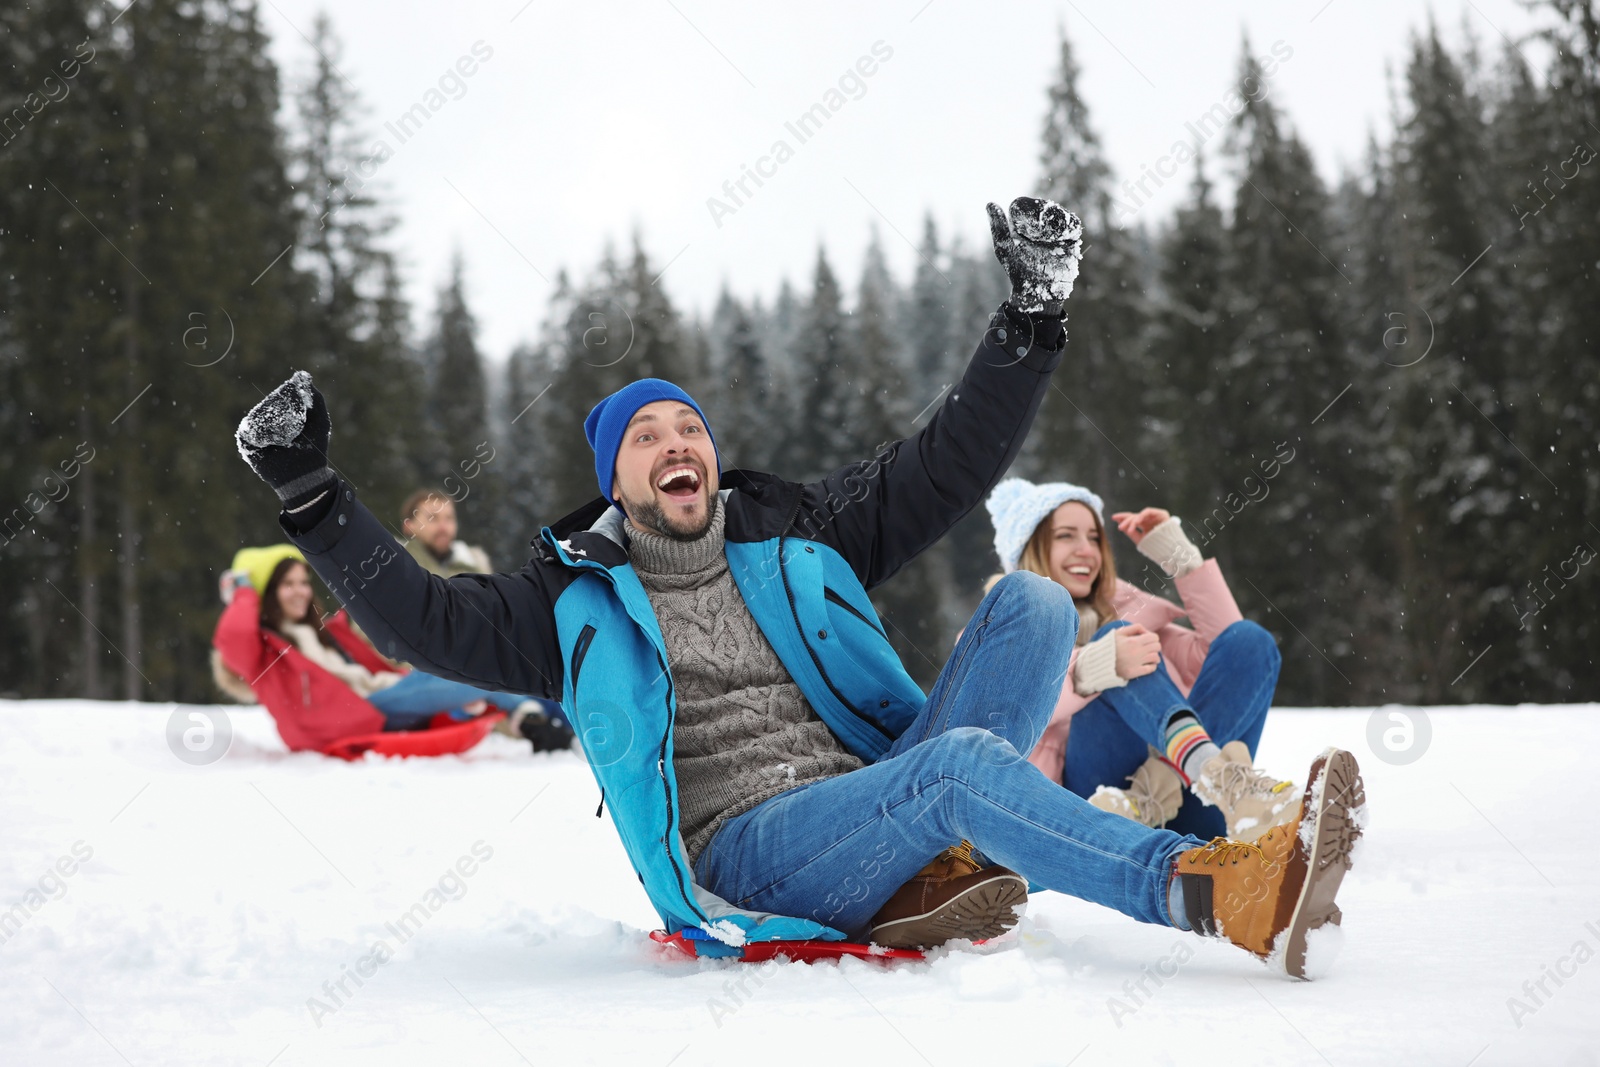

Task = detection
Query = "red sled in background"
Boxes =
[320,711,505,761]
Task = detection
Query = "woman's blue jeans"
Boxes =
[1064,619,1282,839]
[367,671,530,731]
[693,572,1205,938]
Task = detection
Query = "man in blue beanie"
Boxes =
[582,378,721,541]
[236,197,1361,979]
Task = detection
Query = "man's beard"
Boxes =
[620,488,715,542]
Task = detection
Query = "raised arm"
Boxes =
[212,582,270,680]
[234,373,564,698]
[803,197,1084,589]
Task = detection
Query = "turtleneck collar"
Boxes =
[1074,599,1099,646]
[625,497,725,575]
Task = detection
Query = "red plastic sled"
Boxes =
[319,711,506,760]
[650,929,926,964]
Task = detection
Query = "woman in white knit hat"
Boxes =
[984,477,1296,842]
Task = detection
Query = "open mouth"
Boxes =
[655,465,703,501]
[1066,565,1093,578]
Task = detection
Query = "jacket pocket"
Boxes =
[824,586,886,637]
[570,623,598,691]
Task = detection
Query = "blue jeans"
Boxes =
[367,671,530,731]
[693,572,1205,938]
[1063,619,1281,839]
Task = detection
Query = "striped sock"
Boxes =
[1164,712,1221,786]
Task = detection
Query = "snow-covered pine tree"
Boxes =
[292,14,428,533]
[0,0,314,700]
[1222,39,1362,703]
[499,269,573,559]
[1033,25,1158,527]
[790,247,855,479]
[1327,136,1420,703]
[1387,25,1523,701]
[707,288,773,473]
[536,241,698,514]
[617,233,702,391]
[424,252,498,539]
[847,235,949,686]
[903,215,952,387]
[1505,1,1600,698]
[1147,157,1230,530]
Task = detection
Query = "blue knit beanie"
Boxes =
[985,477,1105,573]
[584,378,719,507]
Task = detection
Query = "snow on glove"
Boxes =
[519,709,576,754]
[235,370,335,512]
[986,196,1084,316]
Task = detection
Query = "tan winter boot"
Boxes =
[1173,747,1366,979]
[1089,747,1184,828]
[1192,740,1300,842]
[868,841,1027,950]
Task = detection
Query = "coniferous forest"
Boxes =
[2,1,1597,707]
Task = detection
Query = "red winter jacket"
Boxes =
[211,587,395,751]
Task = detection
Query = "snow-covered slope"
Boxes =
[2,699,1596,1066]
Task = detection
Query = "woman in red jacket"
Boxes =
[213,551,568,752]
[984,478,1299,843]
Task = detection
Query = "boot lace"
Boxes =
[1208,758,1293,807]
[1185,837,1265,867]
[1124,764,1175,824]
[937,840,983,876]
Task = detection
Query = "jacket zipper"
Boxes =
[570,623,597,690]
[654,645,708,927]
[572,624,604,820]
[824,586,887,637]
[561,547,707,929]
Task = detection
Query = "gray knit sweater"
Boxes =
[626,500,863,865]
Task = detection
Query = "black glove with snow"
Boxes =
[986,197,1084,316]
[235,370,336,513]
[519,708,576,754]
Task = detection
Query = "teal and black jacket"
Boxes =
[282,304,1065,948]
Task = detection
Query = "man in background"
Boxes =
[399,489,492,577]
[397,488,574,753]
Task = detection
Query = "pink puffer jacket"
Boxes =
[1027,559,1243,784]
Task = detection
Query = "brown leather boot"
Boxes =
[1172,747,1365,979]
[868,842,1027,950]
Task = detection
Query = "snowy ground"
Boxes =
[2,699,1597,1067]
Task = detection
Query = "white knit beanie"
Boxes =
[985,477,1105,574]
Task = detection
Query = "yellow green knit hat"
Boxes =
[230,544,305,594]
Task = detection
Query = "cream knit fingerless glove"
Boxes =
[1138,517,1203,579]
[1072,631,1128,696]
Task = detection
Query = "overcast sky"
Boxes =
[261,0,1547,362]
